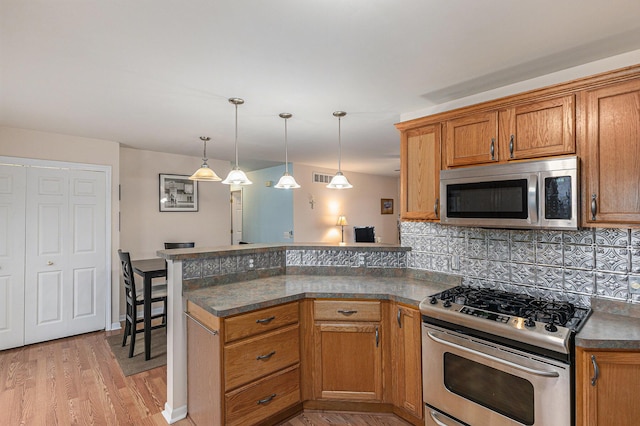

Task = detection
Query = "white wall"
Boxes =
[0,126,122,326]
[402,49,640,121]
[119,147,232,258]
[292,163,400,244]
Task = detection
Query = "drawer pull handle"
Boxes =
[591,355,599,386]
[256,351,276,361]
[337,309,358,316]
[257,393,276,405]
[256,316,276,324]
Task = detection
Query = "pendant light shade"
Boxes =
[222,98,253,185]
[189,136,221,181]
[327,111,353,189]
[274,112,300,189]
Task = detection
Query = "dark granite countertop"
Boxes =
[184,274,456,318]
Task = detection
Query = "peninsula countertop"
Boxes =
[184,274,456,318]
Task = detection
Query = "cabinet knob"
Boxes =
[47,261,54,266]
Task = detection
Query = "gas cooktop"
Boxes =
[419,285,591,356]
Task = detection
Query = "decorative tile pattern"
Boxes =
[220,256,236,275]
[270,251,284,268]
[564,244,595,270]
[536,266,563,289]
[202,258,221,277]
[595,247,629,273]
[286,250,302,266]
[563,229,595,245]
[596,272,629,300]
[487,239,509,261]
[535,243,563,267]
[183,260,202,280]
[595,228,629,247]
[564,269,595,294]
[510,241,535,264]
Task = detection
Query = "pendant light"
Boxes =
[326,111,353,189]
[189,136,222,181]
[222,97,253,185]
[274,112,301,189]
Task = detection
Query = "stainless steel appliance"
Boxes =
[440,156,578,229]
[420,286,590,426]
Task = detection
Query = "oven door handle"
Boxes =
[427,331,560,378]
[428,409,466,426]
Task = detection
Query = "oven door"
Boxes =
[422,324,571,426]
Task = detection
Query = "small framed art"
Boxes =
[159,174,198,212]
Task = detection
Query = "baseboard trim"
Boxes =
[162,402,187,424]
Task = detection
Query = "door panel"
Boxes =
[0,165,26,350]
[25,168,106,344]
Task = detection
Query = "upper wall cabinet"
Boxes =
[444,111,498,167]
[498,95,575,161]
[400,124,441,221]
[444,95,575,168]
[581,79,640,227]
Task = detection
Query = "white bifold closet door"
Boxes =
[0,164,107,349]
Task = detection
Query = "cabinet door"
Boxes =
[314,322,383,401]
[392,304,423,420]
[400,125,441,220]
[582,80,640,225]
[445,111,498,167]
[499,95,575,160]
[186,307,222,426]
[576,348,640,426]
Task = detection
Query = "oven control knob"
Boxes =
[545,323,558,332]
[524,317,536,328]
[430,296,438,305]
[443,300,452,308]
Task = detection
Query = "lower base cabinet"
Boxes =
[186,300,301,426]
[186,298,425,425]
[576,347,640,425]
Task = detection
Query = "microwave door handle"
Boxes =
[427,331,559,378]
[528,175,538,224]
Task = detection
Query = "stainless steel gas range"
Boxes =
[420,286,591,426]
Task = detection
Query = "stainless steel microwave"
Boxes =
[440,156,579,229]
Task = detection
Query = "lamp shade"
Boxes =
[189,164,221,181]
[336,215,348,226]
[327,172,353,189]
[274,172,300,189]
[222,168,252,185]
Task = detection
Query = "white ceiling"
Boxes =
[3,0,640,177]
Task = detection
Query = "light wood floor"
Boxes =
[0,331,412,425]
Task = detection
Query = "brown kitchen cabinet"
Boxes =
[312,300,384,402]
[576,347,640,426]
[444,95,575,168]
[399,124,441,221]
[186,300,301,426]
[391,303,423,422]
[444,111,499,167]
[580,79,640,226]
[498,95,575,161]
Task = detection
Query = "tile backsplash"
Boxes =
[401,222,640,307]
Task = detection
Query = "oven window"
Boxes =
[446,179,528,219]
[443,352,534,425]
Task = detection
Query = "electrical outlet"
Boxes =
[630,279,640,294]
[451,255,460,271]
[283,231,290,239]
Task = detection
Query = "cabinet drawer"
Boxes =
[224,302,299,343]
[314,300,381,321]
[225,324,300,390]
[225,365,300,426]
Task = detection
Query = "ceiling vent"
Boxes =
[312,172,333,184]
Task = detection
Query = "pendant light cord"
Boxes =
[284,117,289,174]
[234,103,239,169]
[337,115,342,172]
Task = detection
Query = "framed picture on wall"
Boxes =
[159,174,198,212]
[381,198,394,215]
